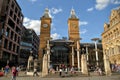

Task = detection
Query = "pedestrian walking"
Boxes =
[65,67,68,74]
[4,65,9,77]
[59,68,62,76]
[33,68,39,76]
[98,67,102,76]
[11,66,18,80]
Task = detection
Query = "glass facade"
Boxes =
[50,45,69,70]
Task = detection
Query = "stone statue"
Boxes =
[27,55,33,71]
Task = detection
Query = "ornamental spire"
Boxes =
[42,8,50,18]
[70,8,77,19]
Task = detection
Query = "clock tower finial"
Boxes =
[42,8,50,18]
[70,8,77,19]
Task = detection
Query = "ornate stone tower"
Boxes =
[39,8,52,59]
[68,9,80,43]
[68,9,81,68]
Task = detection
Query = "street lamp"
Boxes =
[75,38,82,71]
[70,44,75,67]
[91,38,99,66]
[83,43,90,63]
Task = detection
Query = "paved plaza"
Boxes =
[0,76,120,80]
[0,71,120,80]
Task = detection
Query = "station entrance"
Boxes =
[50,40,72,70]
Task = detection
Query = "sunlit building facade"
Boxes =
[102,7,120,65]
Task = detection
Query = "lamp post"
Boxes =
[70,44,75,67]
[75,38,82,71]
[84,43,90,63]
[91,38,99,66]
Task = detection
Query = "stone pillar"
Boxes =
[34,59,38,69]
[71,45,75,66]
[95,41,99,66]
[42,54,48,77]
[47,40,50,68]
[27,55,33,71]
[81,54,88,75]
[84,43,90,63]
[91,38,99,66]
[76,40,80,71]
[104,52,111,76]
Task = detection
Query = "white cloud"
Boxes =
[88,0,120,11]
[50,8,62,14]
[51,33,60,40]
[95,0,110,10]
[87,7,94,12]
[28,0,37,2]
[80,29,87,34]
[111,0,120,4]
[23,17,40,35]
[80,21,88,26]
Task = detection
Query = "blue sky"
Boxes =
[17,0,120,42]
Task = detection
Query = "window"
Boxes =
[13,44,15,52]
[15,7,18,14]
[9,42,12,50]
[10,10,13,17]
[119,46,120,53]
[8,18,15,29]
[6,28,10,37]
[4,39,8,49]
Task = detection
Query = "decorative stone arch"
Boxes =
[116,27,119,36]
[116,39,120,45]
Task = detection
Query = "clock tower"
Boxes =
[68,9,80,67]
[39,8,52,59]
[68,9,80,44]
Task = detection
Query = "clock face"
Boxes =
[43,24,48,28]
[72,23,77,28]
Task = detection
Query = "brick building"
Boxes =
[0,0,23,66]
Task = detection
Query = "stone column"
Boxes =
[84,43,90,62]
[95,41,99,66]
[34,59,38,69]
[27,55,33,71]
[42,54,48,77]
[104,51,111,76]
[71,45,75,66]
[81,54,88,75]
[76,40,80,71]
[91,38,99,66]
[46,40,50,68]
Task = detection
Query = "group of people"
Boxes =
[94,67,102,76]
[111,64,120,73]
[59,66,76,77]
[1,65,20,80]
